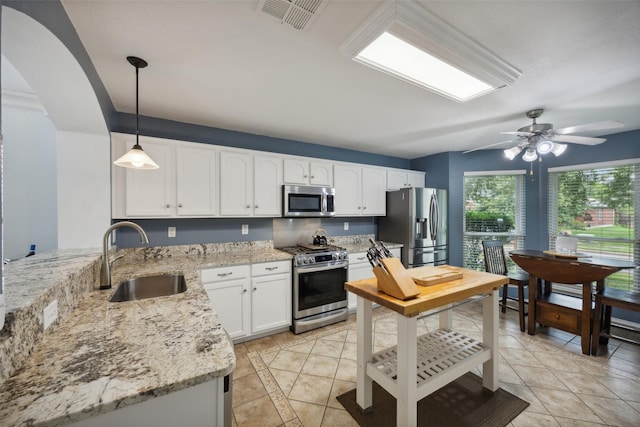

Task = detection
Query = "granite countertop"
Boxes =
[338,241,403,254]
[0,246,292,426]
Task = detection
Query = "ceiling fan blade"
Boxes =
[463,140,515,154]
[500,131,534,136]
[550,135,606,145]
[554,120,624,135]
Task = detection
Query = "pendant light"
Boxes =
[114,56,158,170]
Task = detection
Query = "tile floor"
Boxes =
[230,301,640,427]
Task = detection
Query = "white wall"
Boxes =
[2,103,57,259]
[56,130,110,249]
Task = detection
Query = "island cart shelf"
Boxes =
[345,266,507,427]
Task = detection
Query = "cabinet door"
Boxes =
[407,171,425,188]
[387,170,408,190]
[347,257,374,310]
[334,165,362,216]
[251,274,291,334]
[253,155,283,216]
[204,279,250,340]
[310,161,333,186]
[220,151,253,216]
[283,159,309,184]
[361,167,387,216]
[176,146,217,216]
[124,142,174,216]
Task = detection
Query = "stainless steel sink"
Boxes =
[109,274,187,302]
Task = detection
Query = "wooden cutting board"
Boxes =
[410,265,463,287]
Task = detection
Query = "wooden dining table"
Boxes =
[509,249,636,355]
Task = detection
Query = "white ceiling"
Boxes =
[60,0,640,159]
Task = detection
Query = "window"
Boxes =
[463,171,526,271]
[549,160,639,292]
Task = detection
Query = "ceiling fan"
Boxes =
[464,109,624,162]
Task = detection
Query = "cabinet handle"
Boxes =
[311,175,315,179]
[303,175,308,178]
[243,289,247,293]
[265,266,278,271]
[253,287,257,292]
[357,206,361,209]
[363,206,367,210]
[178,203,183,208]
[165,204,171,208]
[217,272,233,277]
[246,205,251,209]
[357,256,366,261]
[255,205,259,208]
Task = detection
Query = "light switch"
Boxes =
[242,224,249,235]
[168,227,176,238]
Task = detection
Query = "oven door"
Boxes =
[293,262,348,319]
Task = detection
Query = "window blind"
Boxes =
[463,172,526,272]
[549,161,639,292]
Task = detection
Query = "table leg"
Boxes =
[439,304,452,330]
[581,282,592,355]
[482,289,499,391]
[356,296,373,413]
[528,275,537,335]
[396,313,418,427]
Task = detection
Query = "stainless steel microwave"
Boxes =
[283,185,335,217]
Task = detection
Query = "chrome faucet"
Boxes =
[100,221,150,290]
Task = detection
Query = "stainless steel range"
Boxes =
[278,244,349,334]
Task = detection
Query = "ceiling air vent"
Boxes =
[257,0,327,30]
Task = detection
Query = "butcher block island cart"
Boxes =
[345,266,507,427]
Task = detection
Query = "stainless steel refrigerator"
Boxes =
[378,187,447,268]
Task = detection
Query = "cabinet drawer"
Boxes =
[251,260,291,277]
[201,264,250,283]
[536,302,581,334]
[348,252,369,265]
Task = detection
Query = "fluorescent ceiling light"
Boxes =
[355,32,493,102]
[340,1,520,103]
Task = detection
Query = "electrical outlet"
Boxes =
[168,227,176,238]
[43,300,58,331]
[344,222,349,230]
[242,224,249,235]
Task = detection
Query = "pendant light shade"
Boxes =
[114,56,158,170]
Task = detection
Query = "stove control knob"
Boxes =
[309,257,315,264]
[332,253,338,260]
[303,257,310,265]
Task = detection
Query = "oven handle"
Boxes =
[295,262,348,274]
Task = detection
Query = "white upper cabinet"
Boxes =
[284,158,333,186]
[220,152,283,217]
[175,146,217,216]
[112,134,217,218]
[253,155,283,216]
[387,169,425,190]
[220,151,253,216]
[123,141,174,217]
[334,165,386,216]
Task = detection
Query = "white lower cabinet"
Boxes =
[347,248,401,311]
[202,260,291,341]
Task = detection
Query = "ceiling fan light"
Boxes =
[522,148,538,162]
[114,144,159,169]
[551,143,568,156]
[504,146,523,160]
[536,140,554,154]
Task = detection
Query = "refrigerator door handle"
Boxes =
[429,193,438,242]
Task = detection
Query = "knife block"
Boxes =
[373,257,420,300]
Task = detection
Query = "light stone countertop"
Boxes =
[0,246,292,427]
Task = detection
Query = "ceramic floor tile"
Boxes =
[288,373,334,406]
[576,394,640,426]
[530,386,603,423]
[335,358,357,382]
[233,372,268,407]
[511,411,561,426]
[285,418,304,427]
[535,352,583,373]
[285,341,316,354]
[311,339,344,358]
[499,361,525,385]
[270,368,300,396]
[552,371,618,398]
[320,407,359,427]
[244,335,279,354]
[234,354,257,379]
[327,379,356,409]
[289,400,325,427]
[320,330,348,343]
[233,394,283,427]
[553,417,607,426]
[340,342,357,361]
[512,365,569,390]
[499,383,550,415]
[373,331,397,348]
[301,354,339,378]
[269,350,309,372]
[500,347,545,368]
[595,375,640,402]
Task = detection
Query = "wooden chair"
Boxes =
[591,288,640,355]
[482,240,530,332]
